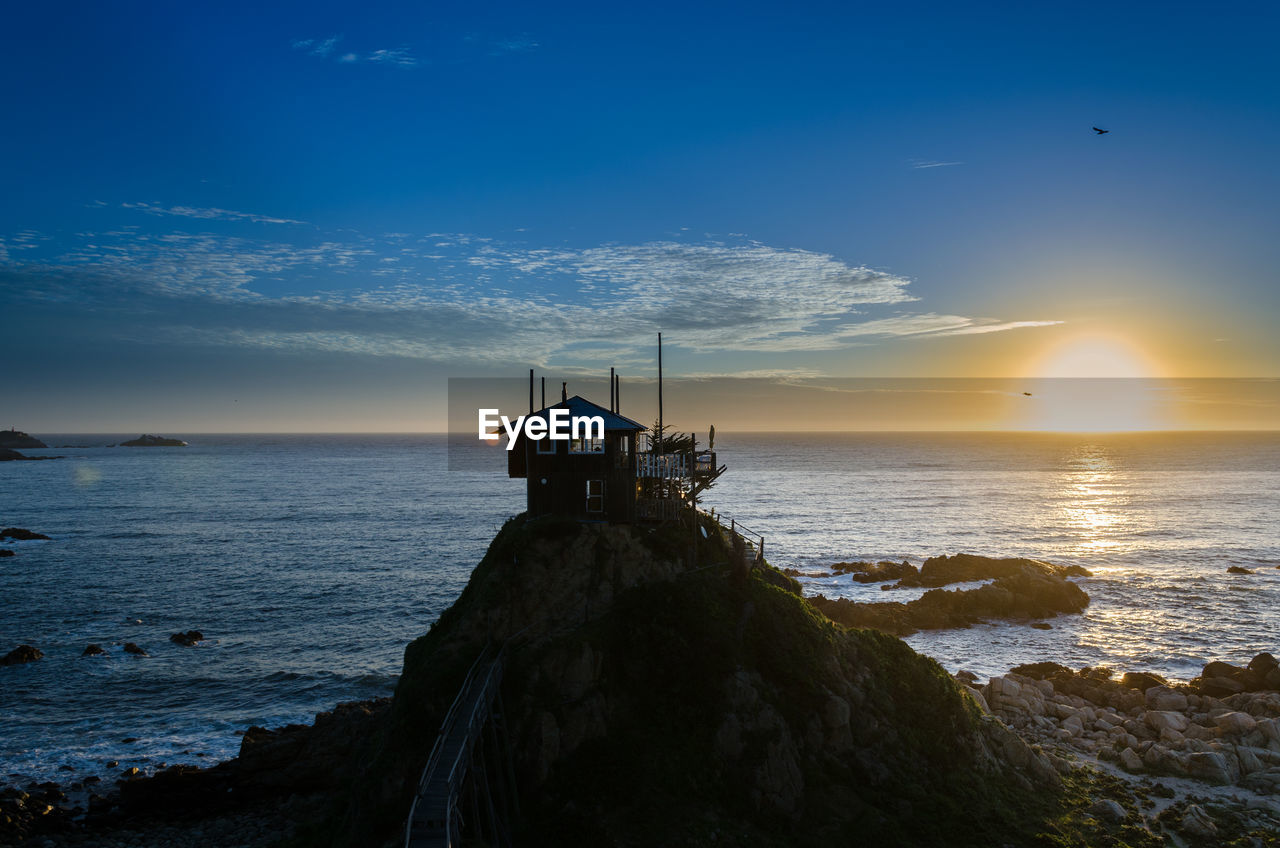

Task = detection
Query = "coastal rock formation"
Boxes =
[0,429,47,449]
[895,552,1091,588]
[335,515,1065,847]
[1,645,43,666]
[980,659,1280,800]
[0,549,13,557]
[807,556,1090,636]
[121,434,188,447]
[0,447,61,461]
[832,559,918,583]
[1227,565,1255,574]
[123,642,148,656]
[169,630,204,646]
[81,644,107,657]
[1,528,52,541]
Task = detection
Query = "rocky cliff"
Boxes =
[339,515,1063,846]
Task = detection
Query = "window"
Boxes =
[586,479,604,513]
[536,436,556,455]
[570,437,604,454]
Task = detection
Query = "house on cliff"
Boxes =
[506,378,723,524]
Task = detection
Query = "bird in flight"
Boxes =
[1022,392,1033,397]
[1092,127,1110,135]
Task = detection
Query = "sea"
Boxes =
[2,431,1278,787]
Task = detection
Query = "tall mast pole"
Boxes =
[657,333,663,454]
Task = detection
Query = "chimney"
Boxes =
[561,382,568,402]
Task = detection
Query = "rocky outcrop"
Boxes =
[1191,652,1280,697]
[832,559,918,583]
[123,642,148,656]
[0,549,13,557]
[0,447,61,461]
[0,429,46,449]
[81,644,107,657]
[1,645,43,666]
[1,527,51,541]
[169,630,204,646]
[895,553,1091,588]
[980,657,1280,798]
[121,434,188,447]
[807,557,1090,636]
[338,515,1062,847]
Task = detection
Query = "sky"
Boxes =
[2,1,1277,432]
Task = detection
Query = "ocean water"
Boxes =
[2,431,1278,787]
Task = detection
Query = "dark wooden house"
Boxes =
[507,395,646,523]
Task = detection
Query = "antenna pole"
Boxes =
[610,367,615,413]
[657,333,663,454]
[528,369,534,415]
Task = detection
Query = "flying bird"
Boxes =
[1092,127,1109,135]
[1022,392,1033,397]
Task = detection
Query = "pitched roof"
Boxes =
[527,395,645,431]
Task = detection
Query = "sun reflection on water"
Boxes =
[1056,445,1133,552]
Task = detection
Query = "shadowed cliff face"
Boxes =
[346,515,1061,847]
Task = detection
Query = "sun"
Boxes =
[1027,334,1161,379]
[1016,334,1167,432]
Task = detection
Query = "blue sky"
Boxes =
[2,1,1277,430]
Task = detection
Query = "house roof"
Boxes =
[527,395,646,431]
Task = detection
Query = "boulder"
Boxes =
[169,630,204,647]
[1248,653,1278,676]
[1088,798,1126,823]
[1120,671,1165,691]
[1145,686,1189,712]
[0,549,13,557]
[1145,711,1190,734]
[895,552,1090,588]
[1214,711,1257,736]
[123,642,148,656]
[81,644,107,657]
[1197,676,1246,697]
[1,645,43,666]
[1186,751,1235,784]
[1180,804,1218,838]
[1119,747,1144,772]
[1226,566,1254,574]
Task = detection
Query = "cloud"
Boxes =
[292,36,417,68]
[292,36,341,57]
[0,225,1060,369]
[833,313,1061,339]
[490,35,539,55]
[910,160,963,169]
[120,202,306,226]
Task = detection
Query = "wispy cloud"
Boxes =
[490,35,539,55]
[120,202,306,226]
[0,224,1060,369]
[910,159,963,169]
[292,36,418,68]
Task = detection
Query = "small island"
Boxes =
[0,429,47,449]
[120,434,189,447]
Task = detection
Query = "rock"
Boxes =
[1215,711,1257,736]
[1197,675,1247,697]
[169,630,204,646]
[1145,686,1189,711]
[1146,711,1190,734]
[0,429,47,449]
[120,767,140,778]
[1029,622,1051,630]
[0,448,60,462]
[1,645,43,666]
[1186,751,1234,784]
[1227,565,1254,574]
[120,434,188,447]
[81,644,106,657]
[1119,747,1144,772]
[1121,671,1166,691]
[123,642,148,656]
[1010,662,1071,680]
[832,560,919,583]
[0,549,12,557]
[1088,798,1126,823]
[895,553,1090,588]
[0,528,52,541]
[1248,653,1278,676]
[1180,804,1217,838]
